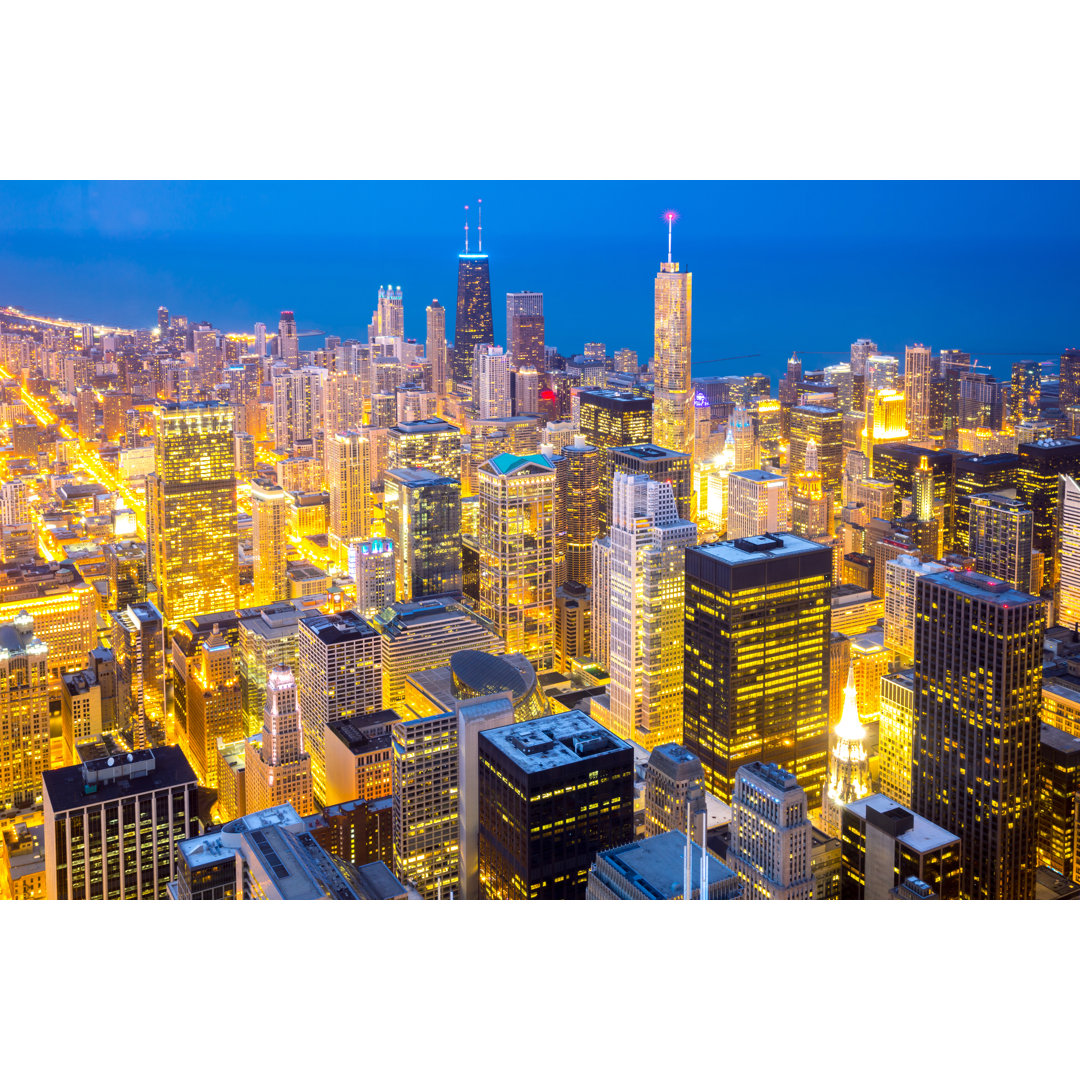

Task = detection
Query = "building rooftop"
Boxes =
[373,597,497,639]
[611,443,690,463]
[1040,722,1080,757]
[593,830,737,900]
[43,746,196,815]
[389,418,460,436]
[846,794,960,854]
[647,743,705,784]
[326,710,399,754]
[300,609,377,645]
[480,710,632,775]
[693,531,827,566]
[738,760,800,794]
[1035,865,1080,900]
[350,860,408,900]
[729,469,785,483]
[922,568,1041,608]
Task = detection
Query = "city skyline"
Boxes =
[2,181,1079,383]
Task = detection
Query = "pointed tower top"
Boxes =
[835,662,866,741]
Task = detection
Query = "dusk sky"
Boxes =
[1,181,1077,382]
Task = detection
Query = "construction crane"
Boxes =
[695,353,762,366]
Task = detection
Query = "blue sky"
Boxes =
[1,181,1076,383]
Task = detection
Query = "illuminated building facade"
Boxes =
[968,491,1032,592]
[477,453,556,671]
[578,389,653,532]
[278,311,299,362]
[562,435,600,585]
[272,365,325,453]
[840,794,961,900]
[554,581,590,673]
[879,669,915,806]
[477,710,634,900]
[185,629,242,790]
[506,291,545,370]
[0,612,49,811]
[104,542,148,612]
[324,710,396,805]
[904,343,934,440]
[652,231,693,461]
[387,418,462,481]
[727,469,788,539]
[683,534,831,808]
[238,603,304,737]
[326,431,372,552]
[643,742,706,839]
[1016,438,1080,584]
[426,300,449,398]
[883,554,946,663]
[244,665,315,817]
[453,253,493,394]
[821,663,871,837]
[348,538,396,617]
[608,444,692,526]
[1037,724,1080,880]
[790,405,843,502]
[728,762,813,900]
[112,602,165,751]
[912,570,1043,899]
[384,468,462,602]
[150,401,239,623]
[474,344,511,419]
[1056,474,1080,631]
[860,388,908,460]
[251,478,290,605]
[953,452,1020,541]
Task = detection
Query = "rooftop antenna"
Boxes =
[478,198,483,253]
[700,811,709,902]
[667,212,674,263]
[464,205,469,254]
[684,801,692,900]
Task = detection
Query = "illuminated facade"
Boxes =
[384,468,462,602]
[879,669,915,806]
[453,254,493,394]
[968,491,1032,592]
[150,401,239,624]
[653,233,693,463]
[1016,438,1080,585]
[821,663,871,837]
[326,431,372,553]
[426,300,449,398]
[112,602,165,751]
[387,418,462,481]
[883,554,946,664]
[912,570,1043,899]
[474,344,511,419]
[1037,724,1080,880]
[244,665,315,818]
[727,469,788,540]
[860,388,908,460]
[185,629,242,790]
[904,343,934,440]
[683,533,831,808]
[251,478,290,606]
[348,538,396,617]
[790,405,842,502]
[324,710,395,805]
[506,291,545,370]
[608,443,692,527]
[0,612,49,811]
[272,365,326,453]
[1056,474,1080,631]
[477,453,556,671]
[643,742,706,839]
[607,472,696,750]
[562,436,600,585]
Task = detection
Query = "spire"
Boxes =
[478,197,483,253]
[666,211,674,263]
[464,204,469,254]
[835,662,866,742]
[805,436,819,474]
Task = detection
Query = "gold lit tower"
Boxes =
[789,438,831,538]
[821,663,871,837]
[327,431,372,560]
[150,402,239,624]
[251,478,290,605]
[653,214,693,466]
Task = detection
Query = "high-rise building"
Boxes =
[643,743,706,839]
[968,491,1032,592]
[0,479,29,526]
[112,602,165,751]
[272,365,326,453]
[652,221,693,461]
[1057,474,1080,630]
[561,436,601,585]
[0,612,49,811]
[157,306,170,335]
[821,663,871,837]
[103,541,148,612]
[614,347,638,375]
[790,405,843,502]
[912,569,1044,899]
[43,747,198,900]
[244,665,315,817]
[849,338,879,379]
[578,390,654,531]
[840,794,962,900]
[477,453,556,671]
[904,343,934,440]
[474,344,511,419]
[453,245,494,394]
[387,417,462,481]
[477,710,634,899]
[683,534,831,808]
[953,452,1021,540]
[254,322,266,358]
[1009,361,1043,426]
[384,468,462,602]
[348,538,396,617]
[879,668,915,806]
[324,711,396,806]
[1037,724,1080,880]
[251,478,290,606]
[606,472,696,750]
[506,291,544,370]
[150,401,239,623]
[278,310,299,363]
[1017,438,1080,585]
[237,603,306,737]
[607,444,693,527]
[297,611,382,806]
[326,431,372,552]
[185,628,242,790]
[726,469,789,539]
[554,581,590,672]
[727,762,814,900]
[883,554,946,663]
[513,367,541,416]
[426,300,449,398]
[375,285,404,340]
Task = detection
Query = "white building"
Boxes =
[727,469,788,539]
[883,554,946,662]
[474,344,511,419]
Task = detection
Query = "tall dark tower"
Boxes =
[452,203,494,394]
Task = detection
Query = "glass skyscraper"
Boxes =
[453,254,493,393]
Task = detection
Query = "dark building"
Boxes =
[477,710,634,899]
[957,371,1004,428]
[1017,438,1080,584]
[839,794,962,900]
[304,796,394,871]
[1009,361,1043,425]
[384,468,462,601]
[1037,724,1080,880]
[453,254,493,392]
[683,533,831,809]
[1060,348,1080,414]
[562,437,601,585]
[912,570,1044,899]
[872,443,956,546]
[607,443,692,532]
[790,404,843,498]
[103,541,148,611]
[461,534,480,603]
[42,746,198,900]
[953,452,1021,543]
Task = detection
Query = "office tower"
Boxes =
[561,436,601,585]
[477,710,634,899]
[0,479,29,526]
[728,404,757,469]
[326,431,372,551]
[873,443,955,533]
[1060,348,1080,415]
[578,389,653,529]
[150,401,239,623]
[60,668,102,766]
[157,306,169,335]
[1037,724,1080,879]
[643,743,706,839]
[904,343,934,439]
[824,362,854,414]
[102,391,132,442]
[387,417,462,480]
[0,612,49,811]
[727,469,788,539]
[821,664,871,837]
[375,285,404,340]
[253,321,266,358]
[554,581,590,672]
[425,300,449,397]
[43,747,197,900]
[1009,361,1042,425]
[1058,474,1080,629]
[953,452,1021,540]
[883,554,946,663]
[185,628,242,789]
[474,344,511,418]
[586,830,741,900]
[384,468,462,601]
[606,473,696,750]
[348,538,396,617]
[506,291,545,369]
[112,601,165,751]
[1017,438,1080,586]
[728,762,814,900]
[513,367,540,416]
[244,665,314,817]
[683,534,831,808]
[297,611,382,806]
[790,405,843,501]
[652,224,693,460]
[607,443,692,527]
[849,338,878,378]
[913,570,1043,899]
[453,237,494,393]
[324,710,396,805]
[272,365,326,453]
[967,492,1033,592]
[790,461,831,538]
[865,353,900,398]
[278,310,299,362]
[477,453,556,671]
[614,347,638,375]
[860,388,908,459]
[76,386,95,440]
[839,794,962,900]
[251,478,290,606]
[879,669,915,806]
[238,603,305,737]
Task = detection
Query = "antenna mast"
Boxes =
[464,205,469,254]
[478,197,483,253]
[667,213,673,263]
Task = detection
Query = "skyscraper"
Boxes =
[652,218,693,462]
[185,628,242,789]
[506,291,544,369]
[968,491,1033,592]
[474,344,511,418]
[790,405,843,502]
[112,602,165,750]
[0,612,49,811]
[912,569,1044,899]
[904,343,934,440]
[477,453,556,671]
[606,472,696,751]
[150,401,239,624]
[1017,438,1080,586]
[254,321,266,358]
[349,538,396,617]
[278,310,299,362]
[1009,361,1042,426]
[821,663,871,837]
[683,533,831,808]
[561,436,601,585]
[426,300,449,398]
[251,478,290,606]
[272,365,326,454]
[1057,474,1080,630]
[384,468,462,601]
[726,469,789,539]
[375,285,404,340]
[326,431,372,553]
[453,220,494,394]
[244,665,314,817]
[878,668,916,807]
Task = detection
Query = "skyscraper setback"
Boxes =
[453,211,494,394]
[652,217,693,464]
[506,291,544,368]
